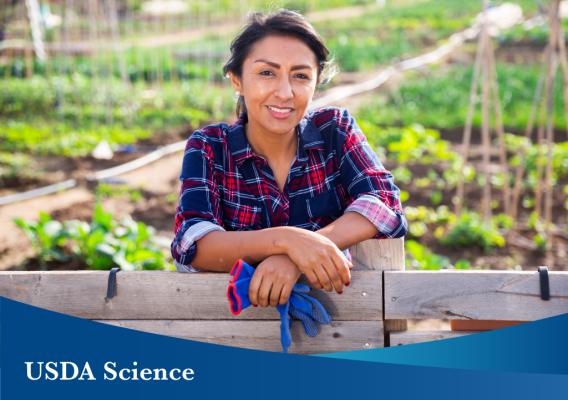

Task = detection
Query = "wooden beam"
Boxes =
[384,270,568,320]
[0,270,381,320]
[97,320,384,354]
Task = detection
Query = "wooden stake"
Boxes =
[455,21,485,217]
[558,17,568,141]
[487,37,511,216]
[509,59,546,222]
[480,0,492,222]
[456,0,511,221]
[543,0,561,269]
[536,1,560,224]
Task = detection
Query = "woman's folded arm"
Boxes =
[186,227,290,272]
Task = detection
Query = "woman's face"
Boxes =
[229,34,319,138]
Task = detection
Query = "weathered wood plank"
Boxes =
[350,238,405,271]
[385,270,568,320]
[0,270,381,320]
[351,238,408,333]
[96,320,383,354]
[390,330,473,346]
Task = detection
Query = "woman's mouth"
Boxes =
[266,105,294,119]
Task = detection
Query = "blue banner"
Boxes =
[1,296,566,400]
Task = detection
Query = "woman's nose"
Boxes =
[274,77,293,99]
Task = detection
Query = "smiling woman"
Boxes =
[171,10,408,309]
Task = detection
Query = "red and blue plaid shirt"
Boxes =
[172,107,407,272]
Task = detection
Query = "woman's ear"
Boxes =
[228,72,242,93]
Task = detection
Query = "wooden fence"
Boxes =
[1,238,566,353]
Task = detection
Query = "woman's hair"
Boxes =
[223,9,337,117]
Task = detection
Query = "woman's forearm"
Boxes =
[190,212,376,272]
[189,227,290,272]
[315,211,379,251]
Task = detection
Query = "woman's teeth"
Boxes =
[267,106,293,114]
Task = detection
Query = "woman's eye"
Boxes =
[295,73,310,80]
[260,70,274,76]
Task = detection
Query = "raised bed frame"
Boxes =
[1,238,566,353]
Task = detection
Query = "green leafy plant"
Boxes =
[405,240,452,270]
[359,122,459,165]
[533,232,547,253]
[14,203,173,271]
[0,152,36,181]
[14,212,71,269]
[95,183,143,203]
[441,211,506,253]
[402,205,455,237]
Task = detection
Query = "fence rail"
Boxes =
[1,238,567,353]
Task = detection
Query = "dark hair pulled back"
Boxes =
[222,9,336,117]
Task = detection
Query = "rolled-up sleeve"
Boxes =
[171,130,225,272]
[337,109,408,239]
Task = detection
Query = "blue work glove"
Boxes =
[227,259,332,353]
[280,285,331,338]
[276,300,293,353]
[289,286,331,336]
[275,286,332,353]
[227,259,255,315]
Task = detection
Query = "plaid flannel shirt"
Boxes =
[171,107,407,272]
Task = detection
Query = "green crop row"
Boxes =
[0,75,232,120]
[358,63,567,131]
[0,76,234,157]
[315,0,487,72]
[498,19,568,46]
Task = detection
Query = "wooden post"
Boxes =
[350,238,406,346]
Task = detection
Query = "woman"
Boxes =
[171,10,407,309]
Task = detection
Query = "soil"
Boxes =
[397,155,568,271]
[0,124,193,197]
[0,151,181,271]
[495,42,546,65]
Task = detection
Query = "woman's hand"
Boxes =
[278,227,352,293]
[249,254,301,307]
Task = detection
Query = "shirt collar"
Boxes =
[227,111,325,167]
